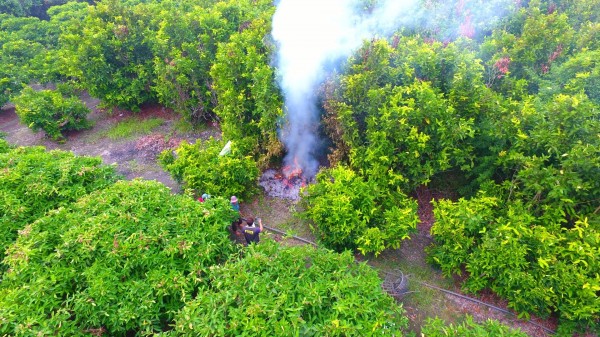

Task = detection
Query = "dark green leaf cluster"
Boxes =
[312,36,487,255]
[166,241,408,336]
[13,86,91,140]
[301,166,418,256]
[0,0,80,18]
[0,144,119,276]
[0,14,56,106]
[58,0,158,111]
[0,179,238,335]
[428,93,600,327]
[421,316,529,337]
[320,0,600,331]
[150,0,275,123]
[0,2,90,107]
[2,0,282,163]
[56,0,278,119]
[159,138,259,202]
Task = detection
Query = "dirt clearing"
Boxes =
[1,95,218,193]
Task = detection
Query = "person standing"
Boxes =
[230,195,240,213]
[230,196,242,235]
[242,217,263,245]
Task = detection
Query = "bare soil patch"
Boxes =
[0,93,219,193]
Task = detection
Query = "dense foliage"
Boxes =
[13,86,91,140]
[0,0,82,18]
[0,145,411,336]
[318,0,600,331]
[159,138,259,202]
[0,144,119,276]
[0,14,57,106]
[429,195,599,325]
[3,0,281,156]
[421,316,529,337]
[58,0,157,111]
[301,166,418,256]
[0,180,237,335]
[166,241,408,336]
[2,0,599,333]
[324,37,484,191]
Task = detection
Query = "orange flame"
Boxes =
[283,157,303,179]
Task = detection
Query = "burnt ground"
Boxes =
[1,98,593,337]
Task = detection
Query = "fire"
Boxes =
[280,157,307,189]
[282,157,303,179]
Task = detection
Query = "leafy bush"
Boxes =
[159,138,259,202]
[58,0,157,111]
[301,166,418,255]
[421,316,529,337]
[324,37,484,191]
[0,13,62,106]
[0,138,10,153]
[0,145,119,276]
[13,86,91,141]
[167,241,408,336]
[429,194,600,326]
[210,13,284,167]
[151,0,273,123]
[0,0,77,18]
[0,180,238,335]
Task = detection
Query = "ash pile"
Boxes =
[259,169,309,201]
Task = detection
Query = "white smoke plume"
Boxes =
[272,0,513,178]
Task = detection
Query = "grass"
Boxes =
[123,159,155,175]
[173,117,207,134]
[104,117,164,140]
[86,117,165,143]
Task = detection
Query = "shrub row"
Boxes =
[0,180,237,335]
[0,144,119,275]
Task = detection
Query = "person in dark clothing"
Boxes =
[231,218,243,234]
[241,217,263,244]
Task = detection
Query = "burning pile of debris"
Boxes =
[259,162,310,201]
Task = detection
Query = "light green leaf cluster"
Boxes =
[302,166,418,256]
[0,144,119,276]
[159,138,260,202]
[0,179,237,336]
[166,241,408,336]
[13,86,91,141]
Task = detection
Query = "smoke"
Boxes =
[272,0,513,178]
[272,0,418,178]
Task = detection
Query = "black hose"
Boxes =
[263,225,318,246]
[263,225,556,335]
